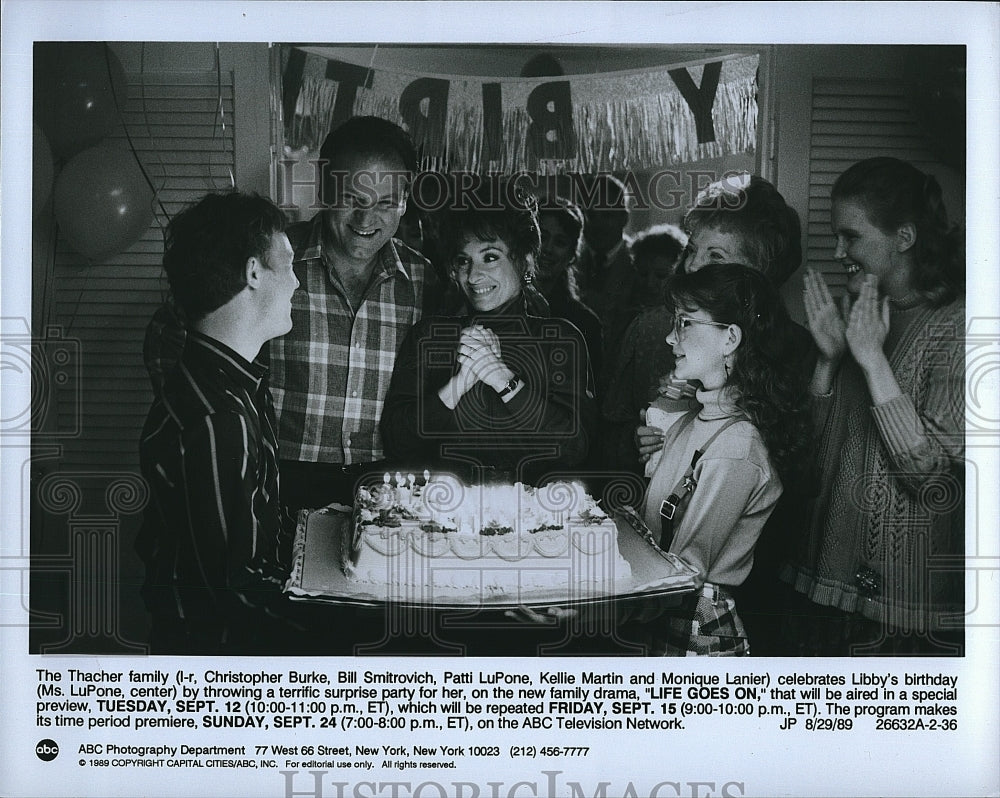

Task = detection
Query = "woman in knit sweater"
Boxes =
[783,157,965,655]
[621,263,811,656]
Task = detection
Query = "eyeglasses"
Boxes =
[672,313,730,339]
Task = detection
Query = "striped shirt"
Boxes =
[137,331,289,645]
[142,299,187,399]
[268,214,438,464]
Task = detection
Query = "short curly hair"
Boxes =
[630,223,688,271]
[683,175,802,286]
[438,176,541,279]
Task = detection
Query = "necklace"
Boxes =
[888,291,924,310]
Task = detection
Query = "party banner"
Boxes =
[280,46,758,174]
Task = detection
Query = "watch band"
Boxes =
[497,375,521,398]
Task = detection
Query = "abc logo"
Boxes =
[35,739,59,761]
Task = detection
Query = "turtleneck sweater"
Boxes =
[641,386,783,589]
[381,292,597,484]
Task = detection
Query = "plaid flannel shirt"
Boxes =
[269,214,437,464]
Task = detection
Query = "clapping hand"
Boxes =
[845,274,890,373]
[803,269,849,364]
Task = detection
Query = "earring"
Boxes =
[723,355,731,380]
[523,271,533,285]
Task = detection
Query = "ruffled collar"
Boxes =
[695,385,743,421]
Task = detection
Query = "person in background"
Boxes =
[137,191,300,654]
[615,225,691,476]
[268,116,440,511]
[604,175,804,477]
[576,173,634,335]
[603,222,688,368]
[618,263,811,656]
[628,223,688,310]
[396,203,426,256]
[603,176,810,654]
[783,157,965,656]
[535,197,604,389]
[381,178,596,486]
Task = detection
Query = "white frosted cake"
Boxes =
[342,474,632,598]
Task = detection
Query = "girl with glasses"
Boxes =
[619,262,811,656]
[607,175,814,655]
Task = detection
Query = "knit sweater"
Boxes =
[641,386,783,588]
[782,298,965,632]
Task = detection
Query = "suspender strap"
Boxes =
[659,415,746,551]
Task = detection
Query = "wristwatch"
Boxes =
[497,375,521,398]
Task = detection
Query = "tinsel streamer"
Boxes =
[291,76,338,151]
[283,48,758,175]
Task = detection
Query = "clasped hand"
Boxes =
[456,325,508,389]
[440,325,508,409]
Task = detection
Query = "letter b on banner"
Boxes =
[526,81,578,162]
[400,78,450,162]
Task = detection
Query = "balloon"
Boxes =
[34,42,128,158]
[33,123,54,219]
[54,144,154,262]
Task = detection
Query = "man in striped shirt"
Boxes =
[138,192,300,654]
[268,116,439,511]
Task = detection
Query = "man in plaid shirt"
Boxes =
[268,116,439,510]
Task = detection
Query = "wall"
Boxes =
[30,42,271,653]
[768,45,965,321]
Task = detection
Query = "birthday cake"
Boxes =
[342,473,632,597]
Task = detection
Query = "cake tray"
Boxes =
[284,505,698,609]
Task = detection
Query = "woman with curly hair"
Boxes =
[381,177,597,485]
[621,262,811,656]
[783,157,965,655]
[607,175,808,474]
[679,174,802,282]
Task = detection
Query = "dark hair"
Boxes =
[537,198,585,299]
[629,223,688,305]
[832,157,964,306]
[630,223,688,271]
[539,197,584,248]
[319,115,418,204]
[665,262,811,483]
[583,173,628,213]
[162,192,287,321]
[683,175,802,285]
[438,176,541,280]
